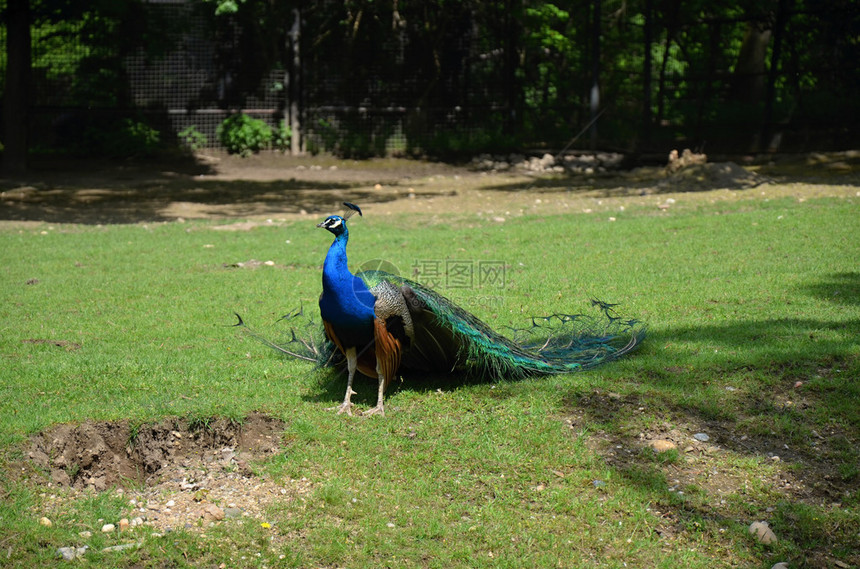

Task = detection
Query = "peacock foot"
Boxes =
[327,402,353,416]
[362,405,385,417]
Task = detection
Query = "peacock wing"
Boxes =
[356,270,460,372]
[365,277,413,347]
[358,270,531,375]
[397,283,463,373]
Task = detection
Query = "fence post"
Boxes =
[289,7,302,155]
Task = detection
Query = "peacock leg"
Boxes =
[363,378,385,416]
[362,362,386,416]
[329,347,357,415]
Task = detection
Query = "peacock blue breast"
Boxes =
[319,230,377,348]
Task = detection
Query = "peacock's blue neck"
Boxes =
[322,230,351,288]
[320,227,375,327]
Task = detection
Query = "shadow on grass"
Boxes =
[564,312,860,568]
[802,272,860,306]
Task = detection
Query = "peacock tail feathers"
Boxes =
[233,307,337,367]
[241,270,645,381]
[358,270,644,379]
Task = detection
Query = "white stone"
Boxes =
[749,521,777,545]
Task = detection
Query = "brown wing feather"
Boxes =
[323,320,344,353]
[374,317,403,391]
[324,319,378,378]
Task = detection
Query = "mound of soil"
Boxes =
[27,413,284,490]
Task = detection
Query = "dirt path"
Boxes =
[1,151,858,225]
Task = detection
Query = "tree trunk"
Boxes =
[2,0,31,175]
[503,0,521,136]
[730,22,771,104]
[761,0,788,152]
[640,0,653,149]
[589,0,601,150]
[655,0,680,126]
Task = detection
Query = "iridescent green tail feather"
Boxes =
[247,271,645,380]
[359,271,645,379]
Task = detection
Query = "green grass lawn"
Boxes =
[1,193,858,567]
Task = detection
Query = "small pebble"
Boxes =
[693,433,710,442]
[749,521,778,545]
[649,440,677,453]
[203,503,225,521]
[119,518,130,532]
[78,530,92,538]
[101,523,115,533]
[39,516,52,527]
[772,563,789,569]
[57,545,88,560]
[57,547,76,561]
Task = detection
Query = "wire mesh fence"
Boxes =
[2,0,858,158]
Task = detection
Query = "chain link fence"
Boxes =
[2,0,858,158]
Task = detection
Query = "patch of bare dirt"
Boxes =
[1,150,858,225]
[563,387,859,565]
[28,412,283,490]
[24,413,313,535]
[565,389,854,507]
[565,390,793,509]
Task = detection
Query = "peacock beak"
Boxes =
[316,221,326,228]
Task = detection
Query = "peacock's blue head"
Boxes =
[317,215,348,236]
[318,202,362,237]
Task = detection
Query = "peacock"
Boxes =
[240,202,645,416]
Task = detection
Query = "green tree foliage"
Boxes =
[3,0,859,160]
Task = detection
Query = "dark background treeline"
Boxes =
[1,0,858,172]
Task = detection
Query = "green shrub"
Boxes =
[216,113,272,156]
[272,120,292,152]
[178,125,208,151]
